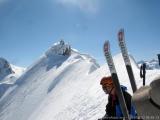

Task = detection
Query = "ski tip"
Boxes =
[103,40,110,53]
[118,28,124,41]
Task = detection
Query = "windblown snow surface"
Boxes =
[0,43,160,120]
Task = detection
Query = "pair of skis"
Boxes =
[103,29,137,120]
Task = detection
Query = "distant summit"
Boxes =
[45,40,71,57]
[0,57,14,80]
[138,59,160,70]
[45,40,100,69]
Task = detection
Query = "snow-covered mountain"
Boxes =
[138,59,160,70]
[0,58,25,98]
[0,57,25,82]
[0,57,14,80]
[10,64,26,76]
[0,41,160,120]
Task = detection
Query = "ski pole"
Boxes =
[142,63,146,86]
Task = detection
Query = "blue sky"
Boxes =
[0,0,160,67]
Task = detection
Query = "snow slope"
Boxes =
[0,42,160,120]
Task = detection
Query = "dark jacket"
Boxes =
[105,91,131,117]
[104,86,137,119]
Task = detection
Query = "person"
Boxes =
[100,76,137,120]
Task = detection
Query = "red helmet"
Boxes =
[100,76,113,85]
